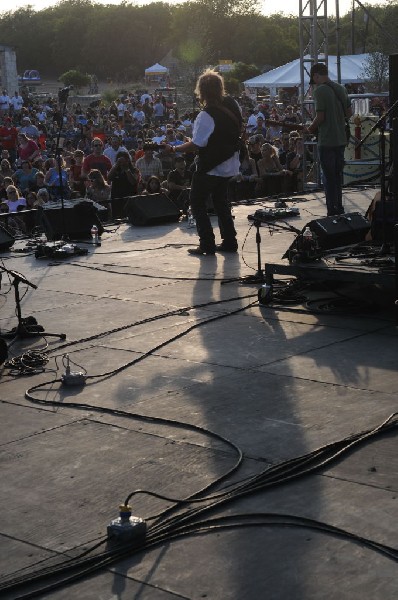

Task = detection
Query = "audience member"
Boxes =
[17,133,41,164]
[44,157,70,199]
[20,117,40,141]
[108,150,140,201]
[135,144,163,184]
[0,117,19,164]
[13,160,38,194]
[0,90,11,116]
[103,136,129,165]
[167,156,192,210]
[69,150,86,195]
[36,187,50,205]
[6,184,27,212]
[82,137,112,180]
[255,142,293,196]
[0,158,14,179]
[85,168,112,218]
[142,176,167,195]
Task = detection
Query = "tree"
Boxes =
[361,52,389,93]
[59,69,91,92]
[230,62,261,82]
[223,63,261,94]
[197,0,259,17]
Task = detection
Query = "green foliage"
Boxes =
[360,52,389,93]
[59,69,91,91]
[196,0,259,18]
[223,63,260,94]
[230,62,261,82]
[223,76,241,95]
[0,0,395,82]
[101,89,123,105]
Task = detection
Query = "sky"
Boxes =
[0,0,389,16]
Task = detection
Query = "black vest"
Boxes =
[196,96,242,174]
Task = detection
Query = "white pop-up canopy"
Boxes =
[145,63,169,75]
[244,54,370,95]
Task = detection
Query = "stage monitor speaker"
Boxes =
[307,212,370,250]
[0,209,37,236]
[111,196,130,219]
[125,194,181,226]
[38,203,104,241]
[0,223,15,251]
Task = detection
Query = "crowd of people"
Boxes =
[0,85,307,222]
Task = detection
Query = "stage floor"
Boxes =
[1,186,397,600]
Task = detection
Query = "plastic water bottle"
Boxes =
[187,208,196,228]
[91,224,99,246]
[302,226,313,247]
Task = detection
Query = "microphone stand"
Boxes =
[222,219,266,285]
[53,86,72,241]
[1,266,66,340]
[251,218,266,282]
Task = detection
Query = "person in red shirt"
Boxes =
[81,137,112,181]
[133,138,145,161]
[17,133,41,165]
[0,117,18,165]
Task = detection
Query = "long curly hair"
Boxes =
[194,69,225,107]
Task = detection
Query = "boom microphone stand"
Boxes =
[49,85,73,240]
[2,266,66,340]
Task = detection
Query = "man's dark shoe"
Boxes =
[216,244,238,253]
[188,246,215,256]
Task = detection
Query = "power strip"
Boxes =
[61,354,86,386]
[61,370,86,386]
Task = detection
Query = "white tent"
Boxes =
[145,62,169,85]
[145,63,169,75]
[244,54,370,95]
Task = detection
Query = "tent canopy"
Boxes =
[145,63,169,75]
[244,54,370,90]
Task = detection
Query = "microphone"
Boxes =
[58,85,73,103]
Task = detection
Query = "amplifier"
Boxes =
[308,212,370,250]
[38,203,104,240]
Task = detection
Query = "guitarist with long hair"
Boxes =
[164,69,242,255]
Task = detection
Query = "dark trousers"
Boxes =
[190,172,237,252]
[318,145,346,216]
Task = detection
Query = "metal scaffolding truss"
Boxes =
[299,0,329,113]
[299,0,330,188]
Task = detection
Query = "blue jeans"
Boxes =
[190,172,237,252]
[318,145,345,216]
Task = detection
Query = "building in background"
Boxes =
[0,45,18,94]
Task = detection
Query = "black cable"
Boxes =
[12,509,398,600]
[84,300,257,381]
[144,513,398,562]
[0,534,109,585]
[4,346,49,376]
[59,260,233,282]
[147,414,398,536]
[3,415,397,599]
[39,293,257,358]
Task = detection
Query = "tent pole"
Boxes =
[351,0,355,54]
[336,0,342,83]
